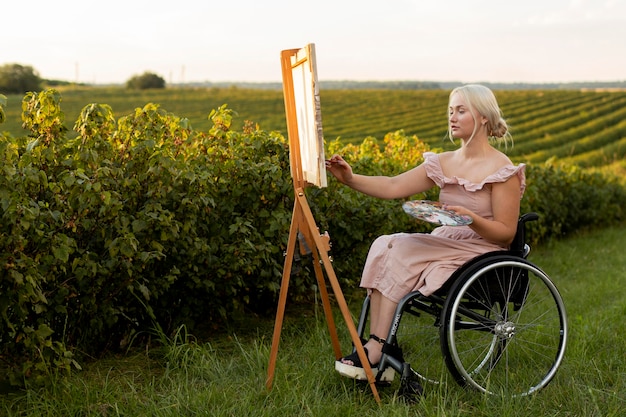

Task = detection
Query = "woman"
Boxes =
[326,84,526,381]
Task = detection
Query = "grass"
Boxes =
[2,224,626,416]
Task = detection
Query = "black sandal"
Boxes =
[334,335,395,382]
[337,347,369,368]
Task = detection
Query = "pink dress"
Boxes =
[360,152,526,301]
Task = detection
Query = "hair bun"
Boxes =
[490,119,508,138]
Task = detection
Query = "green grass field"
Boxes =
[2,224,625,416]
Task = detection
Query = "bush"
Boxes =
[521,159,625,243]
[1,92,293,385]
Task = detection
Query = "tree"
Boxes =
[0,63,42,94]
[126,71,166,90]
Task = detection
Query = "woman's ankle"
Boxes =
[364,340,383,364]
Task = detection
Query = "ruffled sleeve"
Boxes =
[487,164,527,197]
[422,151,527,197]
[423,152,445,187]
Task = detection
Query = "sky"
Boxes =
[3,0,625,85]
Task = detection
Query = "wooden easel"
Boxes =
[265,45,381,403]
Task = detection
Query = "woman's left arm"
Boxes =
[447,175,522,247]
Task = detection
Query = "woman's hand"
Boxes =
[325,154,353,184]
[444,204,475,222]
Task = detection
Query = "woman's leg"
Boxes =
[363,289,398,364]
[340,288,397,366]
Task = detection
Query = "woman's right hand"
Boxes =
[325,154,353,184]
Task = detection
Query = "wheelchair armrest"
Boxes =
[510,212,539,256]
[519,212,539,223]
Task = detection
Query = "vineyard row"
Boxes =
[2,87,625,168]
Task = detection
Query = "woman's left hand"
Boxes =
[444,204,475,222]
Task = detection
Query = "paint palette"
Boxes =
[402,200,473,226]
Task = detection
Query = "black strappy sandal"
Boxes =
[334,335,395,382]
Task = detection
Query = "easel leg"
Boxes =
[308,240,342,358]
[266,190,381,403]
[317,250,381,403]
[266,203,300,390]
[298,191,381,402]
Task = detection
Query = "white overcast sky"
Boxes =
[3,0,625,84]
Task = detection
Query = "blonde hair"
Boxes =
[447,84,512,147]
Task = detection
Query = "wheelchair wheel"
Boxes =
[439,256,567,396]
[394,295,448,385]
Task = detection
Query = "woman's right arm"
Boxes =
[325,154,436,199]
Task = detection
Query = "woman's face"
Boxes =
[449,93,482,140]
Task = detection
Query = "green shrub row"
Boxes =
[0,90,624,386]
[522,158,625,240]
[0,91,298,386]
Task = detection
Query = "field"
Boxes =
[1,85,626,415]
[2,86,626,171]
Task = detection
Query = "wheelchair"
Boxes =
[352,213,568,398]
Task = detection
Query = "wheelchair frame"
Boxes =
[353,213,568,398]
